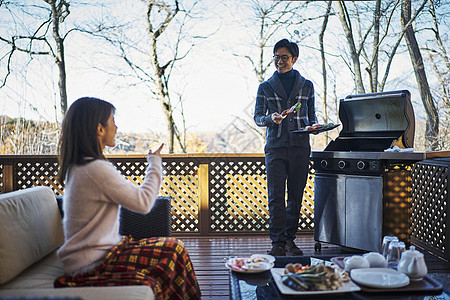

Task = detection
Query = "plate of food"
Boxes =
[249,254,275,264]
[271,263,360,295]
[225,254,275,273]
[293,123,340,134]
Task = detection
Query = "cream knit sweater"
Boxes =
[57,154,162,274]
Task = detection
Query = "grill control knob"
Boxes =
[320,160,328,168]
[357,160,367,170]
[338,160,348,169]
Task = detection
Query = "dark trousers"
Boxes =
[265,147,310,247]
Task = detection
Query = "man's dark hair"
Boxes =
[273,39,299,58]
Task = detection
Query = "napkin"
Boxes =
[384,146,414,152]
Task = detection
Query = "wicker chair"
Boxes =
[55,196,172,238]
[119,196,172,238]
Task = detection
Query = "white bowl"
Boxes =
[344,255,370,272]
[363,252,388,268]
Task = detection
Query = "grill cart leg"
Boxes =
[314,241,322,252]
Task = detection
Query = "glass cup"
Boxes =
[382,235,399,258]
[387,241,406,269]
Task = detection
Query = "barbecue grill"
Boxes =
[312,90,426,252]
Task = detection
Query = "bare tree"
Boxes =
[46,0,69,115]
[401,0,439,150]
[144,0,182,153]
[81,0,202,154]
[334,1,405,94]
[371,0,381,92]
[377,0,426,91]
[332,0,441,149]
[0,0,71,116]
[336,1,365,94]
[418,0,449,150]
[319,1,332,144]
[423,0,449,107]
[237,0,307,84]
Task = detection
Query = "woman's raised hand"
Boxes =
[148,143,164,157]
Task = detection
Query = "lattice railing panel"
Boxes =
[411,159,449,260]
[162,160,199,233]
[300,162,315,231]
[114,161,147,179]
[225,173,268,230]
[0,163,3,190]
[209,159,267,232]
[383,164,412,242]
[112,159,200,233]
[161,175,199,232]
[209,158,315,233]
[16,161,62,195]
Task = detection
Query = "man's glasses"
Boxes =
[273,55,292,62]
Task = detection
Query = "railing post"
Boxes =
[198,163,210,235]
[2,162,14,193]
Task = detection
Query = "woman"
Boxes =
[55,97,200,300]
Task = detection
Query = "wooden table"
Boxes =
[229,255,448,299]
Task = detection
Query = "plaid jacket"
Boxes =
[254,70,317,150]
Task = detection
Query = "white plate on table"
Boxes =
[271,268,361,295]
[350,268,410,289]
[250,254,275,264]
[225,257,274,273]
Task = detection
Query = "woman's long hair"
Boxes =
[58,97,116,185]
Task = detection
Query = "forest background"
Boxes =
[0,0,448,155]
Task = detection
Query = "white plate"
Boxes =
[225,258,273,273]
[250,254,275,264]
[271,268,361,295]
[350,268,410,288]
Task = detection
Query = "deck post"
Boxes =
[198,163,210,235]
[2,163,14,193]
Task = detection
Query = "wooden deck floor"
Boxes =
[177,234,450,299]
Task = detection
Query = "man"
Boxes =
[254,39,317,256]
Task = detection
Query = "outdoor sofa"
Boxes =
[0,186,171,300]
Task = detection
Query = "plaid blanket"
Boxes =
[54,236,201,300]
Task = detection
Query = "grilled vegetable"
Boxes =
[281,102,302,117]
[281,273,313,291]
[284,263,309,274]
[305,122,335,131]
[289,102,302,113]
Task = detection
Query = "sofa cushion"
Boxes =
[0,252,63,289]
[0,251,155,300]
[0,186,64,284]
[0,285,154,300]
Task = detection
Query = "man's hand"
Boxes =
[271,112,283,124]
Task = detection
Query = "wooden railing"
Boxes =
[0,154,315,235]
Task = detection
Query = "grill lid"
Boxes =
[325,90,415,151]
